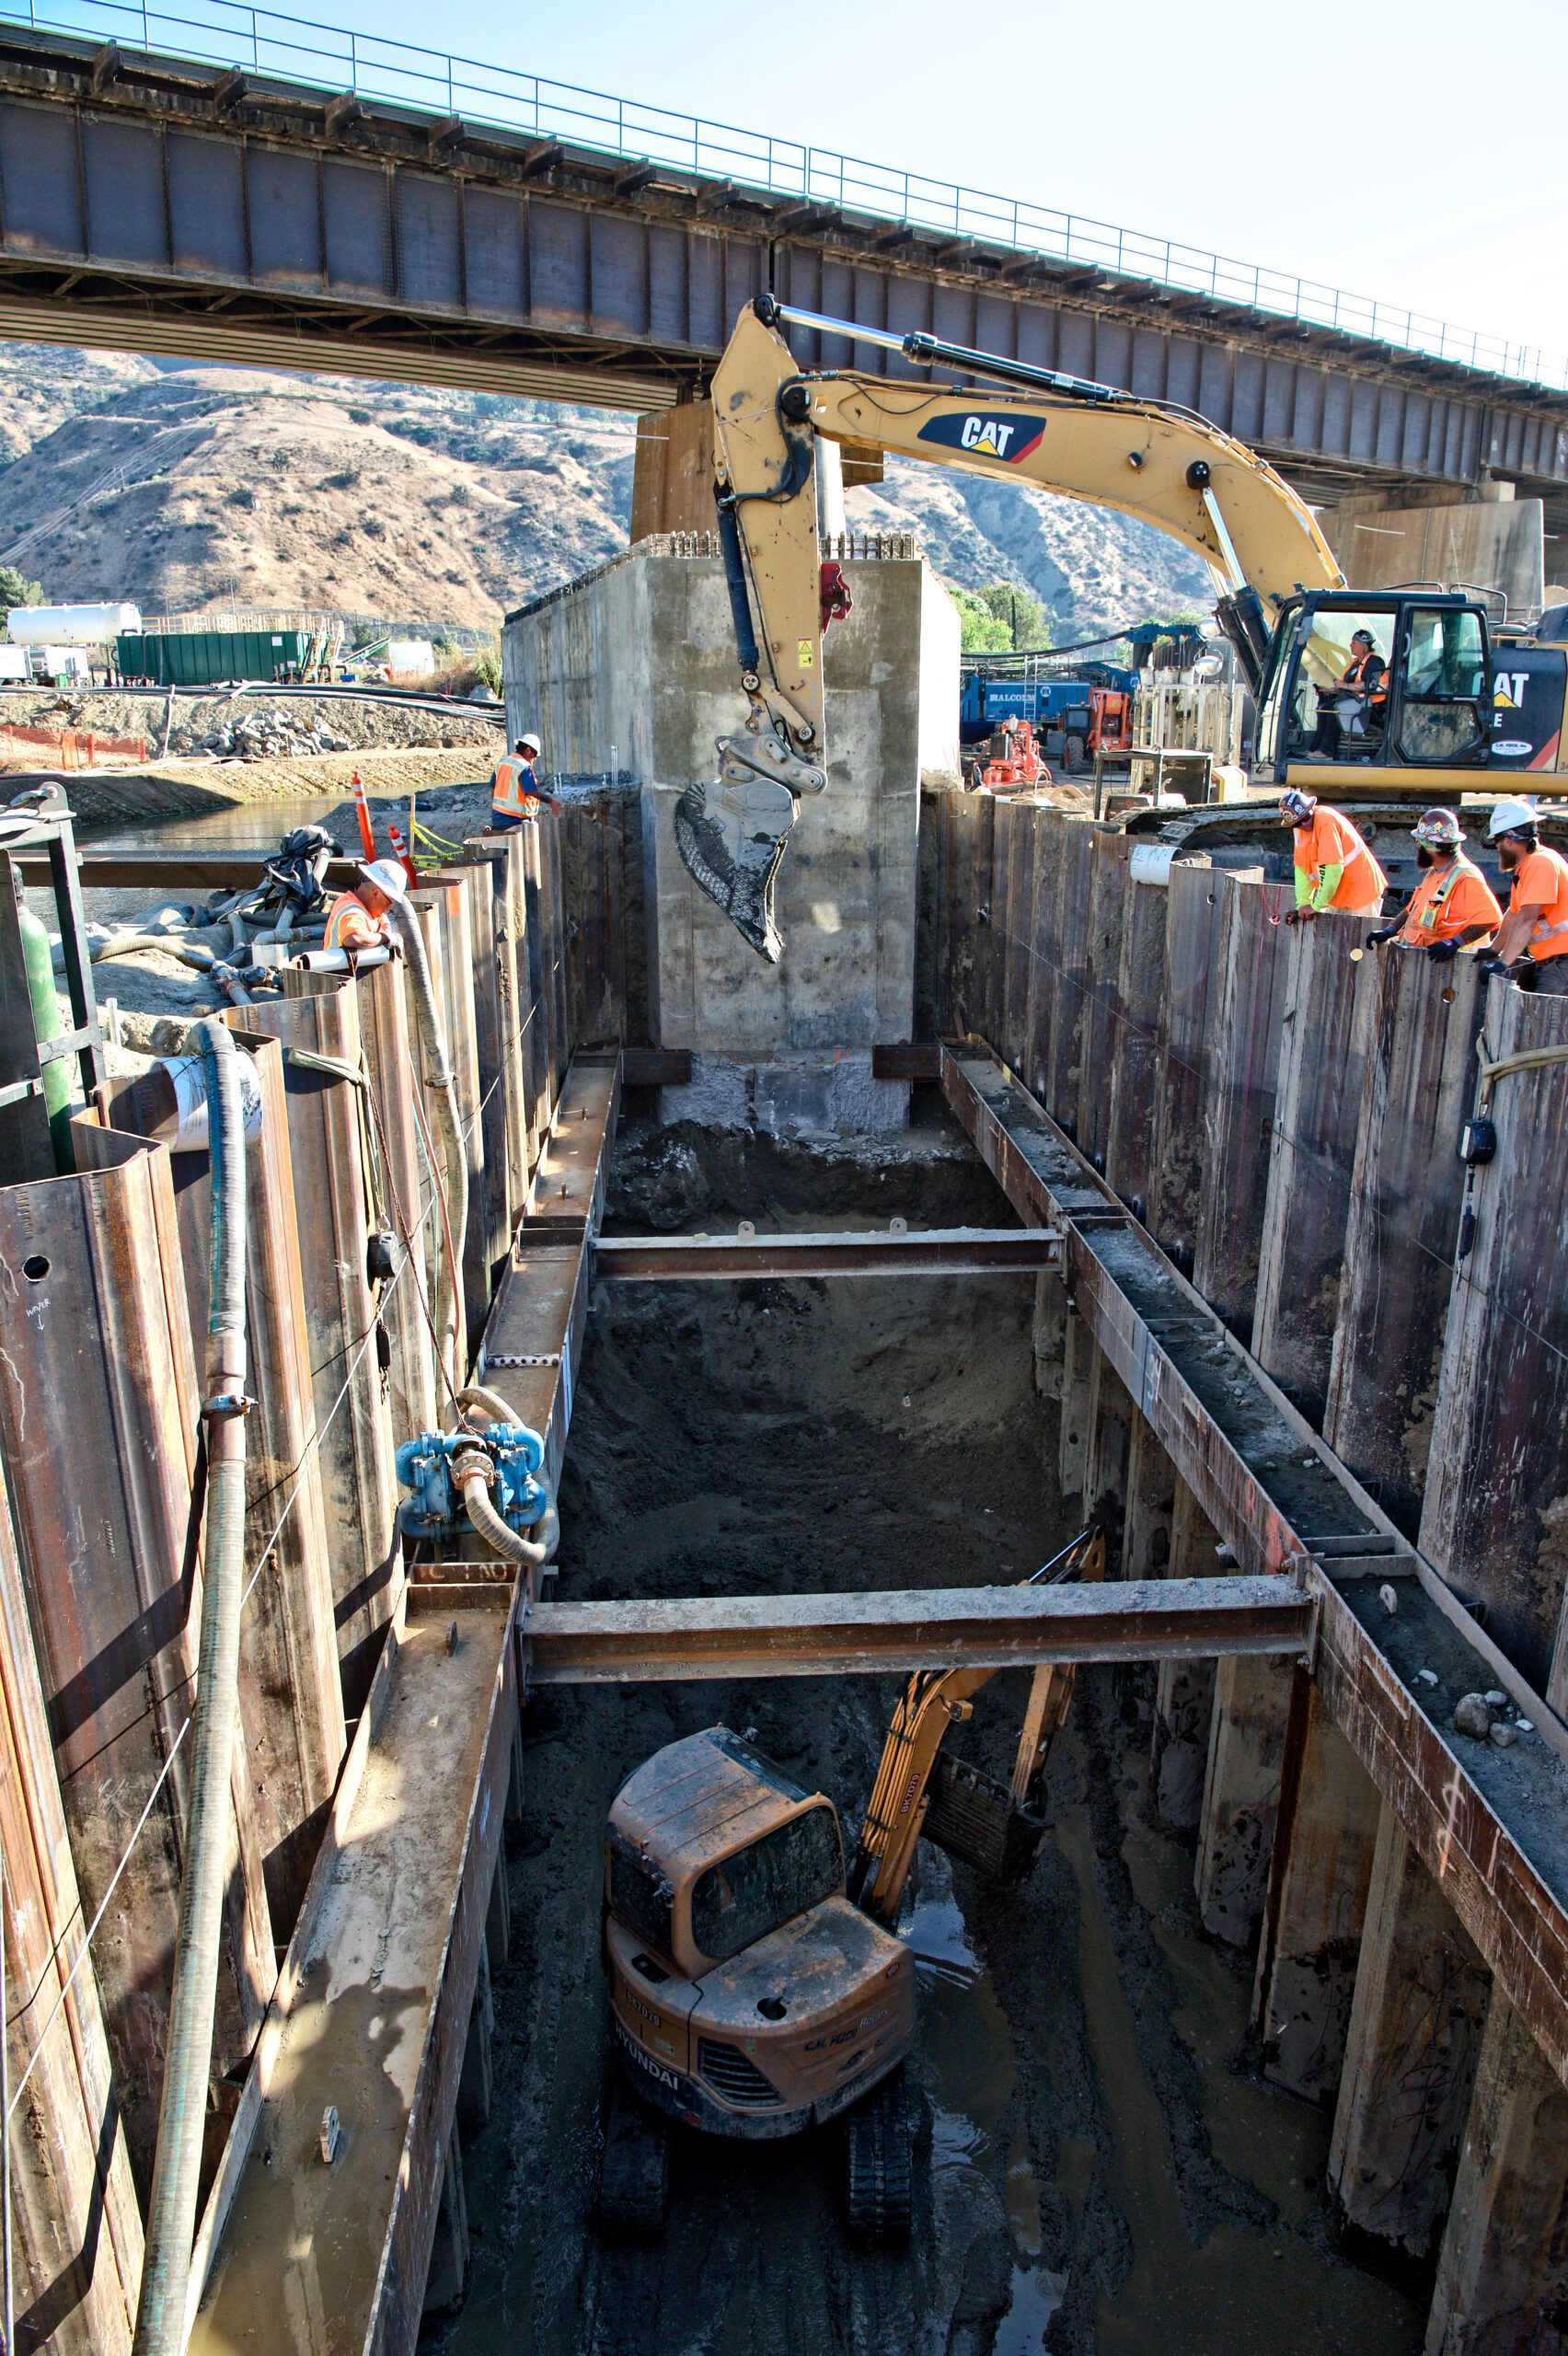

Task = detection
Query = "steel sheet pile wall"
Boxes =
[0,818,573,2352]
[924,788,1568,2347]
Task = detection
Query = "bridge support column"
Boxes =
[630,398,714,537]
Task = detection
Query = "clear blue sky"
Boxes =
[312,0,1567,364]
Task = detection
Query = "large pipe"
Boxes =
[132,1020,249,2356]
[455,1465,558,1568]
[18,903,72,1172]
[393,902,467,1396]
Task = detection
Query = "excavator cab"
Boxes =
[1253,591,1495,780]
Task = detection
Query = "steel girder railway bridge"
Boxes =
[0,18,1566,521]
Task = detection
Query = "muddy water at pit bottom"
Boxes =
[910,1886,1066,2350]
[912,1770,1424,2356]
[1052,1802,1424,2356]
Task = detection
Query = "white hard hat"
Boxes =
[1488,796,1539,840]
[519,731,542,755]
[358,857,409,901]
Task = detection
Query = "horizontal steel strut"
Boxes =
[593,1226,1065,1279]
[525,1576,1312,1682]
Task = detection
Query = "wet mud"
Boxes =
[429,1135,1426,2356]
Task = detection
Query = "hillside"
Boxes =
[0,343,1211,640]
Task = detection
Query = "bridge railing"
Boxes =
[5,0,1563,395]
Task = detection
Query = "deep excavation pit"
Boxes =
[430,1120,1426,2356]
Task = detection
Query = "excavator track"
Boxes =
[844,2066,912,2246]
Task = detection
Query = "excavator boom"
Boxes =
[850,1529,1106,1924]
[683,295,1343,954]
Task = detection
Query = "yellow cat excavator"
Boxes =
[595,1528,1104,2244]
[680,294,1568,956]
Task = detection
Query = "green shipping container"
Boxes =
[115,629,312,687]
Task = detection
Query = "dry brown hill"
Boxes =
[0,344,1210,640]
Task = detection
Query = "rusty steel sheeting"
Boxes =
[1313,1580,1568,2086]
[519,825,558,1151]
[357,956,441,1452]
[428,862,513,1307]
[111,1029,348,1942]
[0,1118,273,2195]
[461,834,532,1218]
[594,1227,1065,1280]
[941,1039,1568,2091]
[477,1056,619,1496]
[941,1042,1366,1576]
[525,1574,1312,1683]
[409,877,488,1362]
[0,1447,144,2356]
[940,1040,1568,1744]
[189,1588,517,2356]
[244,978,398,1722]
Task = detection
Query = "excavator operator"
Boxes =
[1310,629,1388,758]
[1280,789,1388,925]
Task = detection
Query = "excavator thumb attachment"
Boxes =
[674,731,827,964]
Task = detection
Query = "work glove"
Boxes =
[1478,955,1509,983]
[1365,923,1401,949]
[1424,939,1459,965]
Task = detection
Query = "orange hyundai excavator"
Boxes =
[682,294,1568,957]
[595,1528,1104,2244]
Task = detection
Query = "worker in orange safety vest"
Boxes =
[490,732,557,826]
[1365,809,1501,964]
[1479,797,1568,995]
[1279,789,1388,925]
[323,857,409,955]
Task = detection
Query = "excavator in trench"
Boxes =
[595,1527,1104,2244]
[681,294,1568,958]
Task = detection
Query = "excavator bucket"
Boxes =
[920,1756,1045,1880]
[674,761,796,964]
[674,731,827,964]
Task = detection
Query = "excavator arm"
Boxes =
[848,1528,1106,1927]
[677,296,1343,957]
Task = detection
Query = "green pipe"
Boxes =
[18,906,73,1172]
